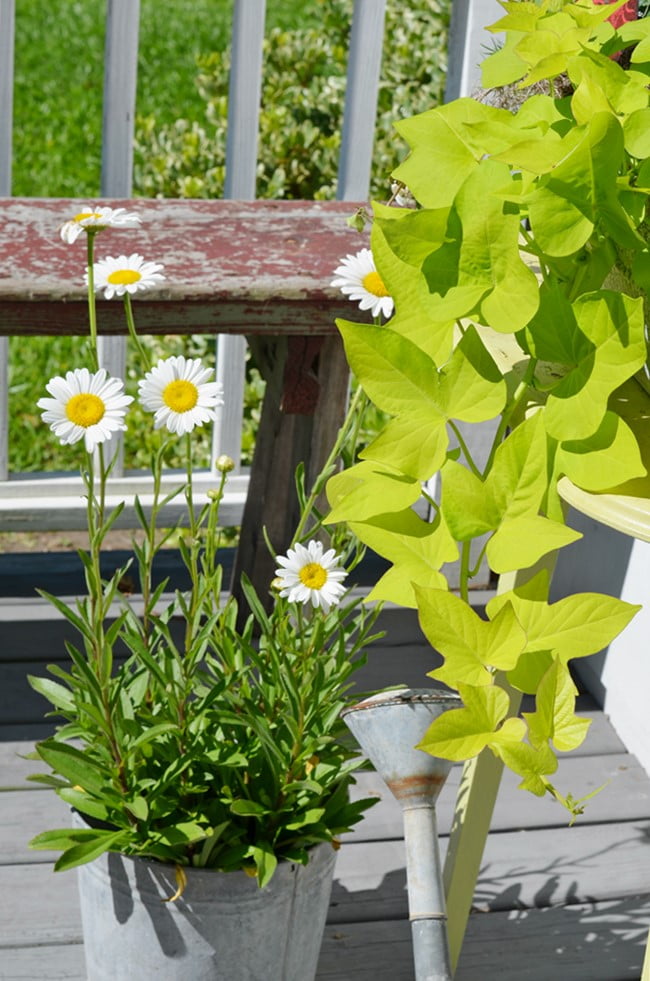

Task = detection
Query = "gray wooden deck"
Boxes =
[1,574,650,980]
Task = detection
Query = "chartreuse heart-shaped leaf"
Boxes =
[529,113,643,256]
[416,682,526,761]
[568,49,649,123]
[489,739,558,797]
[442,414,571,570]
[326,460,421,524]
[507,649,555,694]
[393,99,519,208]
[422,160,540,332]
[554,411,646,492]
[415,586,526,687]
[371,213,455,364]
[523,657,592,753]
[441,460,500,541]
[543,291,646,441]
[348,509,457,608]
[486,515,581,574]
[487,412,548,517]
[337,321,506,480]
[487,586,641,662]
[359,414,450,482]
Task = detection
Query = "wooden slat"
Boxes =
[0,470,249,532]
[101,0,139,197]
[0,199,367,336]
[224,0,265,200]
[0,0,14,195]
[215,0,267,473]
[1,869,647,981]
[337,0,386,201]
[0,1,14,482]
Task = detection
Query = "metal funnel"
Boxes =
[342,688,461,981]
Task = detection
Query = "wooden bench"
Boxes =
[0,0,391,596]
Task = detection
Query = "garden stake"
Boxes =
[342,689,460,981]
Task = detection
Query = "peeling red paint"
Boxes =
[0,198,370,336]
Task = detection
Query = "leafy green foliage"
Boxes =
[326,0,650,817]
[133,0,450,203]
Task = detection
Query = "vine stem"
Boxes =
[290,383,367,546]
[448,420,482,478]
[480,357,538,479]
[123,293,151,369]
[85,232,99,371]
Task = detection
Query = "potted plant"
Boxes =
[26,207,382,981]
[325,0,650,963]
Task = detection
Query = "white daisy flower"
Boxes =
[275,539,348,613]
[88,254,165,300]
[60,206,141,244]
[138,356,224,435]
[331,247,394,319]
[37,368,133,453]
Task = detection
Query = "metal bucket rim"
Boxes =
[341,687,462,717]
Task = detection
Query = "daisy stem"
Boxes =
[291,383,367,546]
[123,293,151,371]
[85,232,99,371]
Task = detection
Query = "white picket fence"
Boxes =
[0,0,494,533]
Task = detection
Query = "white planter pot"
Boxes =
[76,834,337,981]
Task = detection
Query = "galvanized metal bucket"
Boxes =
[76,833,337,981]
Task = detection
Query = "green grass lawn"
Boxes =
[12,0,320,197]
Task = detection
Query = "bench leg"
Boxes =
[231,333,349,608]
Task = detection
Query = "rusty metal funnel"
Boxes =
[342,688,461,981]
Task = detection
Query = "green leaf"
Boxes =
[523,659,592,753]
[489,739,558,797]
[486,412,549,519]
[417,682,526,761]
[35,740,110,796]
[27,675,75,713]
[555,411,646,492]
[393,100,513,208]
[417,587,526,688]
[543,291,646,441]
[506,649,555,694]
[230,799,269,818]
[57,788,111,822]
[54,830,129,872]
[486,515,581,574]
[529,113,644,256]
[371,216,456,364]
[350,509,457,608]
[488,588,641,662]
[326,460,421,524]
[441,461,498,541]
[250,843,278,889]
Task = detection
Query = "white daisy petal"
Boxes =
[274,539,347,612]
[87,253,165,300]
[38,368,133,451]
[138,356,224,435]
[59,206,141,244]
[331,247,394,320]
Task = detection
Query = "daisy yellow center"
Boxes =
[66,393,105,428]
[74,211,102,223]
[107,269,142,286]
[362,271,389,298]
[299,562,327,590]
[163,379,198,413]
